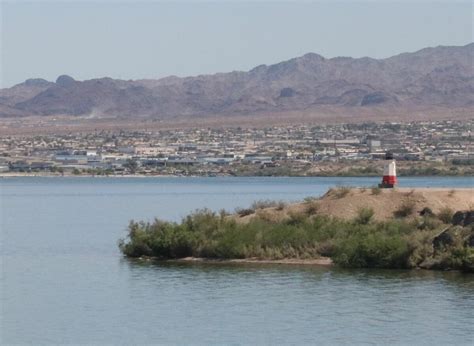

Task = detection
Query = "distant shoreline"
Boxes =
[1,172,473,178]
[0,173,169,178]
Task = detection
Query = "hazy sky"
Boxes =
[1,1,472,87]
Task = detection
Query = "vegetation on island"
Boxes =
[230,160,474,178]
[7,157,472,177]
[119,195,474,272]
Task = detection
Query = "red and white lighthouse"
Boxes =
[380,152,397,188]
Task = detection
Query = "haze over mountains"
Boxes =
[1,43,473,120]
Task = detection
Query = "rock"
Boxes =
[56,75,76,87]
[433,228,454,249]
[24,78,51,87]
[420,207,434,216]
[279,87,296,98]
[361,92,389,106]
[452,211,474,227]
[466,232,474,248]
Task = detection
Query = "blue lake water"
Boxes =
[1,176,473,344]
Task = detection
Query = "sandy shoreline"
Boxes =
[137,256,334,266]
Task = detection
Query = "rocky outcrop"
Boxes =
[466,233,474,248]
[430,210,474,272]
[452,211,474,227]
[433,227,454,250]
[279,87,296,98]
[56,75,76,87]
[23,78,51,87]
[433,211,474,249]
[419,207,434,217]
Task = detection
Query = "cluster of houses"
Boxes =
[0,120,472,175]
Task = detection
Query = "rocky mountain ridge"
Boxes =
[1,43,472,119]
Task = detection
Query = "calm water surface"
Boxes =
[1,177,473,344]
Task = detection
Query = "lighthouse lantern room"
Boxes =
[379,152,397,188]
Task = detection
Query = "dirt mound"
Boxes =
[315,187,473,221]
[237,188,474,223]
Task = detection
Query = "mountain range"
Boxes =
[1,43,472,120]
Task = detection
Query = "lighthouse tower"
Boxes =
[379,152,397,188]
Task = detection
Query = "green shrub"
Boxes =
[431,245,474,272]
[251,199,279,210]
[333,231,411,268]
[119,208,408,264]
[118,219,194,258]
[406,230,435,267]
[457,247,474,272]
[355,207,375,225]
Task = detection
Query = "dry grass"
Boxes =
[235,208,255,217]
[304,196,318,203]
[437,207,454,224]
[255,209,277,223]
[333,186,351,198]
[394,199,416,218]
[371,186,382,195]
[305,201,320,216]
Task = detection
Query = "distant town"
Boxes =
[1,120,472,177]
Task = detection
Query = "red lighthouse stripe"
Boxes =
[382,175,397,185]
